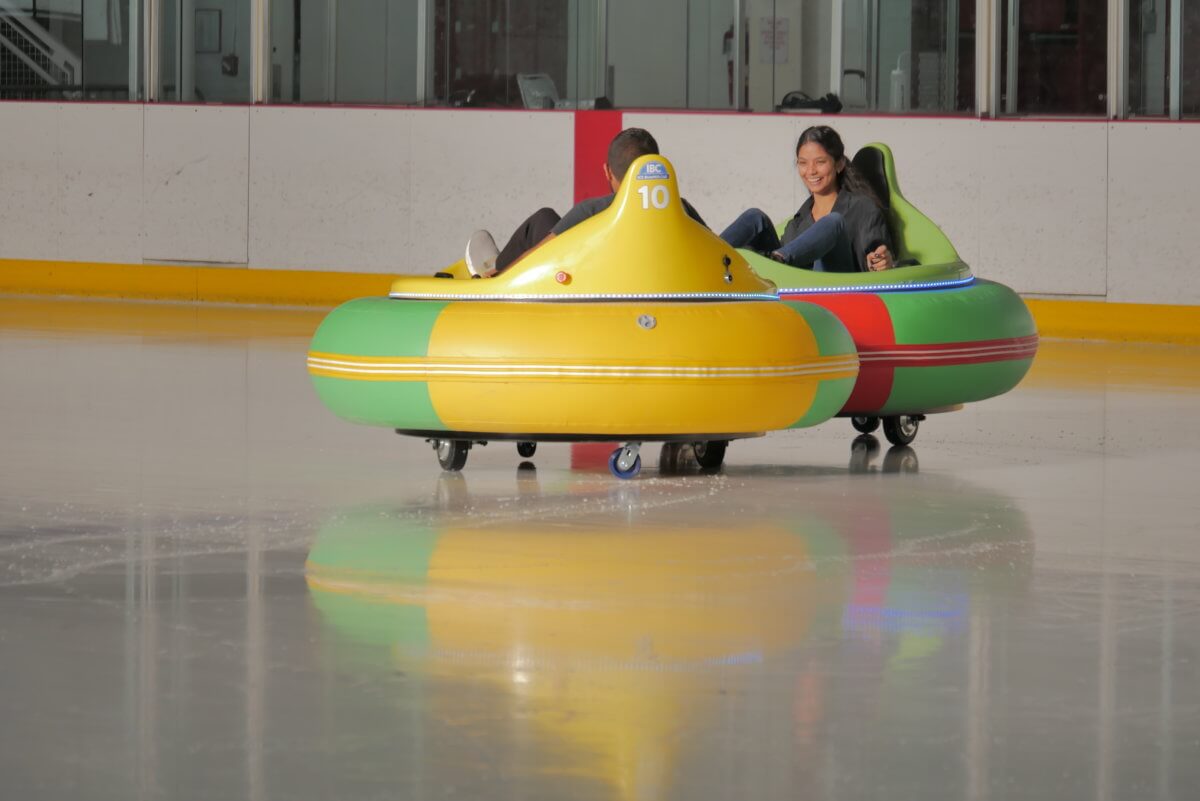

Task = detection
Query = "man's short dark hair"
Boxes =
[607,128,660,182]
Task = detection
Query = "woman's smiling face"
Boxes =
[796,141,843,197]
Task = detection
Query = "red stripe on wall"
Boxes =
[570,442,619,471]
[573,110,624,203]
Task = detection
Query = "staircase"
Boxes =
[0,0,82,99]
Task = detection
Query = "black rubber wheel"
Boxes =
[658,442,684,475]
[435,439,470,471]
[851,416,880,434]
[882,415,920,446]
[692,440,728,470]
[516,441,537,458]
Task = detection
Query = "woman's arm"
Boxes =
[855,198,895,271]
[866,243,893,271]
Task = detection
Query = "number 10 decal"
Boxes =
[637,185,670,210]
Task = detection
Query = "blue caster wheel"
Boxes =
[608,447,642,479]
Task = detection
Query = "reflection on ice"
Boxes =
[305,451,1033,799]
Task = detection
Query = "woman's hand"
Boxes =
[866,245,893,271]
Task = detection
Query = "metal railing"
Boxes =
[0,82,131,100]
[0,0,81,92]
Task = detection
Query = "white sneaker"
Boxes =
[465,230,500,277]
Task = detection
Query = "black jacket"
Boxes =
[782,190,891,271]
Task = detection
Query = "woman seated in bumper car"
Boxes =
[720,125,895,273]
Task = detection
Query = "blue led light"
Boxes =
[388,291,781,302]
[777,277,976,295]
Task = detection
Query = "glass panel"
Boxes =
[507,0,569,105]
[839,0,975,114]
[605,0,688,108]
[265,0,604,110]
[1000,0,1107,115]
[264,0,740,110]
[1127,0,1170,116]
[159,0,250,102]
[744,0,802,113]
[688,0,740,109]
[1184,1,1200,116]
[568,0,604,107]
[428,0,569,108]
[324,0,436,106]
[0,0,142,100]
[602,0,743,111]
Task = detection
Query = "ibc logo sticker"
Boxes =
[636,161,670,180]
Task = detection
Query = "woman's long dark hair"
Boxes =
[795,125,883,207]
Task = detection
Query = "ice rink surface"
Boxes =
[1,297,1198,801]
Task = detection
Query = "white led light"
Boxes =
[387,291,781,302]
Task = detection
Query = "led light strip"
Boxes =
[776,277,976,295]
[307,354,859,381]
[387,291,781,302]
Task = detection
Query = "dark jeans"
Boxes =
[719,208,858,273]
[496,207,561,272]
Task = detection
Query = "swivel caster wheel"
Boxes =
[608,443,642,480]
[692,440,727,470]
[851,416,880,435]
[434,439,470,471]
[658,442,684,475]
[516,441,537,458]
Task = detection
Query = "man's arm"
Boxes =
[551,196,608,236]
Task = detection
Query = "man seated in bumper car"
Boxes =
[463,128,707,277]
